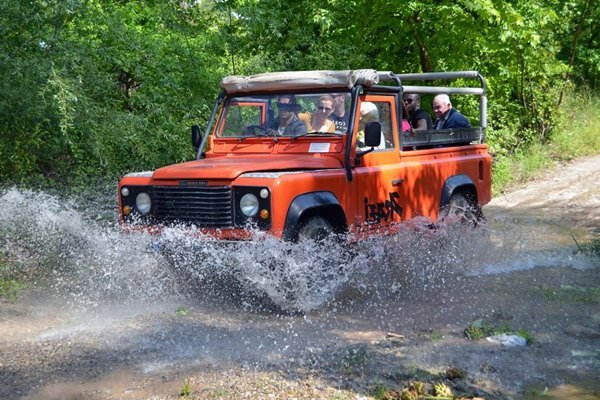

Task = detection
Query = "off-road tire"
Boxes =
[297,216,335,243]
[439,193,484,226]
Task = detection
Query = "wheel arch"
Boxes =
[440,174,479,208]
[282,191,348,241]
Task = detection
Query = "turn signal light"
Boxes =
[123,205,132,215]
[260,209,269,219]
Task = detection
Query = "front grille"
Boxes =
[152,186,233,227]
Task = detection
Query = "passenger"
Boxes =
[401,102,411,132]
[273,96,307,136]
[403,93,432,131]
[356,102,385,149]
[432,94,471,129]
[308,95,336,133]
[328,93,349,134]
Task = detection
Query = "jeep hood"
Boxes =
[152,155,343,180]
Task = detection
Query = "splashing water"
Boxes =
[0,187,385,313]
[0,188,177,310]
[156,226,383,313]
[1,187,595,316]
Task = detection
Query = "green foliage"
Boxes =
[490,90,600,194]
[179,378,192,398]
[464,318,513,340]
[549,90,600,160]
[176,306,188,316]
[541,284,600,304]
[0,255,26,301]
[0,0,597,185]
[338,345,368,377]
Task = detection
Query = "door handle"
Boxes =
[391,178,405,186]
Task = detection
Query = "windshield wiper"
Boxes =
[238,127,278,141]
[290,131,315,141]
[291,131,344,141]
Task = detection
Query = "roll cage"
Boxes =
[196,70,488,182]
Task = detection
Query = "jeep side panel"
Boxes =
[350,94,492,232]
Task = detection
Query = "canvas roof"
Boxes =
[220,69,394,94]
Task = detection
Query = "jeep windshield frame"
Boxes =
[214,92,352,139]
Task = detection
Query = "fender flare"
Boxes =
[282,191,346,241]
[440,174,478,207]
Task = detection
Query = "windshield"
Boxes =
[217,92,351,138]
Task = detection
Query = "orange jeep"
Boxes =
[118,70,491,243]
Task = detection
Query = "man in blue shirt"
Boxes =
[432,94,471,129]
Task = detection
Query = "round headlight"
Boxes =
[135,192,152,215]
[240,193,259,217]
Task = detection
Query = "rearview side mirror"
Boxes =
[191,125,202,150]
[364,121,382,147]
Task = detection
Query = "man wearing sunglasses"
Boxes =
[402,93,432,131]
[273,96,308,136]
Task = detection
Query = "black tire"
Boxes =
[269,216,342,314]
[439,193,484,226]
[297,216,335,243]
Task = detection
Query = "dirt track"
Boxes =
[0,154,599,400]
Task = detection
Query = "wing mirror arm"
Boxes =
[354,121,381,162]
[355,147,375,161]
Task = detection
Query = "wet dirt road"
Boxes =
[1,154,599,400]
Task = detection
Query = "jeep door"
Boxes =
[353,95,407,234]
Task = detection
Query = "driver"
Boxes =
[271,96,307,136]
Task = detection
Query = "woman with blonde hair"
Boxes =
[308,95,336,133]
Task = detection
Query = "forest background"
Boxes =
[0,0,598,194]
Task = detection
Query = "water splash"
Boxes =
[0,188,178,310]
[156,227,382,313]
[1,187,595,316]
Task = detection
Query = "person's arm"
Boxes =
[413,118,428,131]
[292,120,308,135]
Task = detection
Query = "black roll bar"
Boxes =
[196,92,226,160]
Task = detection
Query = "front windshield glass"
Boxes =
[217,92,351,138]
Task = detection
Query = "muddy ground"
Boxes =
[1,154,599,400]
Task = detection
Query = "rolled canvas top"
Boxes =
[220,69,383,94]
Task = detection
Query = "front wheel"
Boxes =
[297,216,336,243]
[271,216,347,313]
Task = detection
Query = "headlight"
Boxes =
[135,192,152,215]
[121,187,130,197]
[240,193,259,217]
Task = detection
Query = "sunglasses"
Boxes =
[318,105,332,112]
[278,103,300,111]
[403,98,414,103]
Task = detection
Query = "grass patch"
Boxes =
[176,306,188,316]
[464,318,534,344]
[572,237,600,257]
[491,91,600,195]
[179,379,192,398]
[338,345,368,377]
[540,284,600,304]
[550,91,600,161]
[0,255,26,301]
[369,380,468,400]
